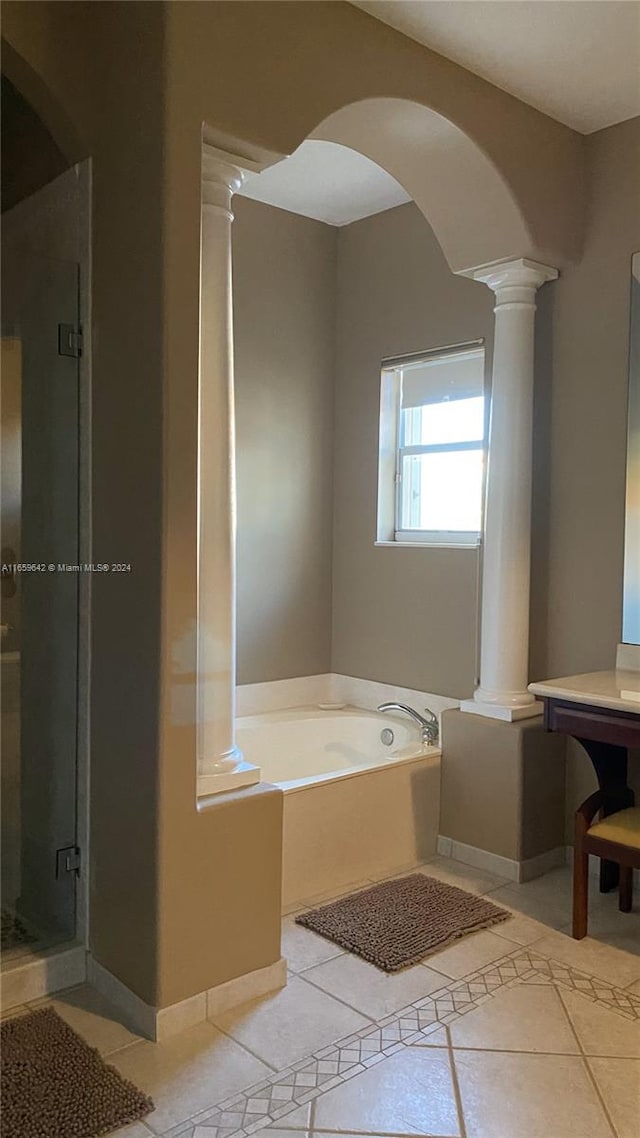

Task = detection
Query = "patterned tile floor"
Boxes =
[3,858,640,1138]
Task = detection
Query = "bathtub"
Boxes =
[237,706,441,910]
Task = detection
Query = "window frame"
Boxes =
[376,340,487,550]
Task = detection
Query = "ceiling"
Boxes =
[351,0,640,134]
[237,139,410,226]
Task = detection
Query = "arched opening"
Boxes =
[308,97,535,274]
[195,92,560,799]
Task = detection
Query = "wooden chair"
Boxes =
[573,791,640,939]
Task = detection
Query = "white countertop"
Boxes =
[528,670,640,714]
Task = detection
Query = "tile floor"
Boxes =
[4,857,639,1138]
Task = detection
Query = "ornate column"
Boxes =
[197,145,260,795]
[461,258,558,722]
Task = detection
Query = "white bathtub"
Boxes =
[236,706,431,790]
[237,706,441,909]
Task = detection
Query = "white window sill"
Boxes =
[374,540,481,550]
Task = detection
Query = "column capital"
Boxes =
[469,258,558,304]
[202,145,245,192]
[202,145,245,216]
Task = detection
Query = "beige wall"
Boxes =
[332,203,494,698]
[233,197,336,684]
[233,199,494,698]
[531,116,640,683]
[527,118,640,831]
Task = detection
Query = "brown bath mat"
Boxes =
[295,873,510,972]
[0,1006,154,1138]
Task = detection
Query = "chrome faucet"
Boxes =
[377,703,439,746]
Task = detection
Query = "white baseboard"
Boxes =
[207,957,287,1019]
[437,835,519,881]
[437,835,565,884]
[87,954,287,1041]
[0,943,86,1010]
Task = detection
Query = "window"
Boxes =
[377,342,486,546]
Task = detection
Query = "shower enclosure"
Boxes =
[1,246,81,958]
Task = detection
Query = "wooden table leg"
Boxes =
[575,739,635,892]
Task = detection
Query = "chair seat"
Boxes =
[588,806,640,850]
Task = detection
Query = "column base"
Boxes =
[459,697,543,722]
[197,760,261,798]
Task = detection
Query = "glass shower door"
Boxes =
[1,250,80,955]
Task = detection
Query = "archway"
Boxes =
[309,96,534,275]
[196,96,561,796]
[290,98,558,719]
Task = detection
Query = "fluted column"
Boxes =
[197,145,259,795]
[461,258,558,722]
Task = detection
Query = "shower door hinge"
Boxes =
[56,845,82,878]
[58,323,83,358]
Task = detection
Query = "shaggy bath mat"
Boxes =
[295,873,510,972]
[0,1007,154,1138]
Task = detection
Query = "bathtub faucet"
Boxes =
[377,703,439,746]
